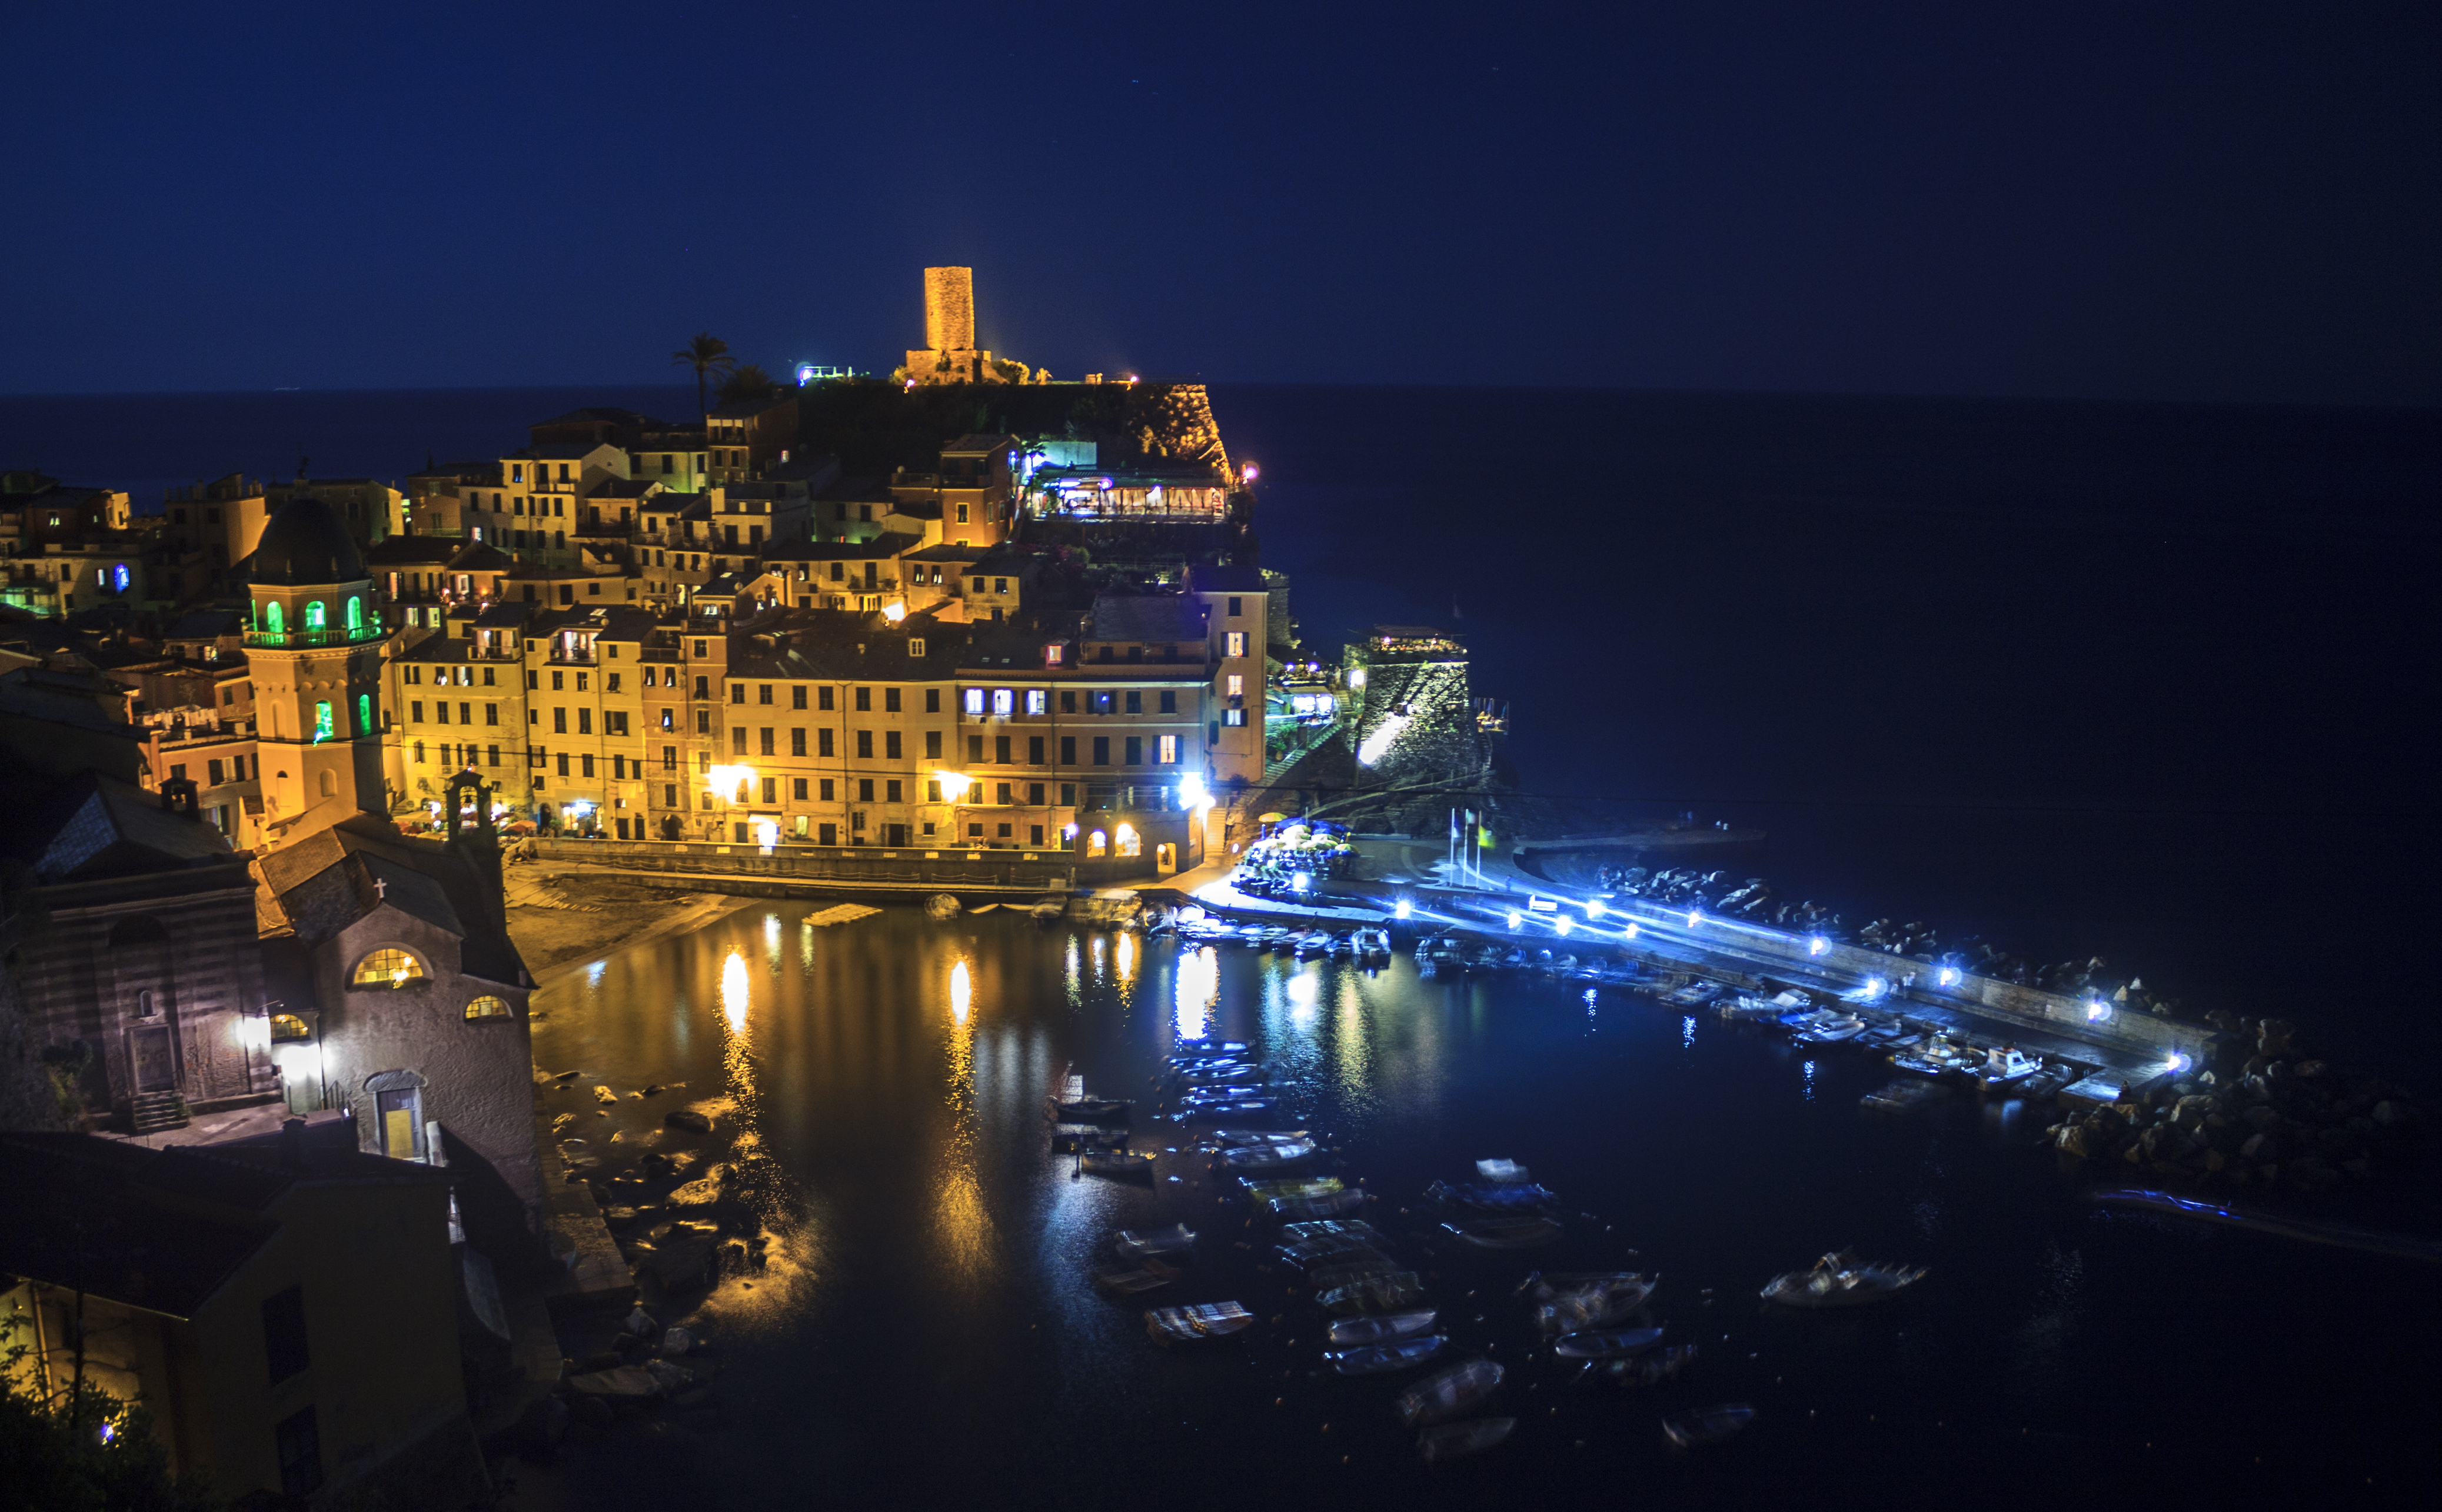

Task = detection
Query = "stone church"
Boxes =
[2,494,543,1230]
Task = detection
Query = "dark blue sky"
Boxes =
[5,1,2435,402]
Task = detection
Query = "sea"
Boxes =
[4,384,2437,1505]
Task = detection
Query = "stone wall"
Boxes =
[924,267,975,352]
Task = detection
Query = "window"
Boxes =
[732,684,746,704]
[886,779,902,802]
[856,730,873,759]
[262,1284,310,1384]
[1225,708,1247,727]
[1061,782,1076,805]
[1227,596,1242,617]
[1092,692,1114,715]
[854,687,871,712]
[1159,735,1177,763]
[558,752,571,775]
[793,685,807,710]
[763,777,777,803]
[910,638,927,659]
[357,694,372,732]
[994,734,1011,764]
[553,708,567,734]
[794,778,809,800]
[924,731,942,760]
[312,702,334,742]
[352,949,424,987]
[1159,691,1177,714]
[262,601,284,635]
[1027,782,1045,805]
[578,710,591,735]
[963,688,984,716]
[303,600,326,631]
[760,728,775,755]
[1124,691,1142,714]
[553,671,565,691]
[1046,644,1064,666]
[1116,823,1142,858]
[1227,674,1243,697]
[271,1013,311,1043]
[1124,736,1143,765]
[1087,829,1107,857]
[697,709,711,734]
[485,703,500,726]
[968,734,983,763]
[820,778,835,801]
[465,995,513,1021]
[819,686,835,711]
[1061,691,1077,714]
[1025,689,1046,715]
[760,684,774,705]
[791,728,807,756]
[819,728,835,757]
[1060,736,1076,765]
[926,780,943,801]
[819,822,837,845]
[992,688,1014,717]
[924,688,940,713]
[347,597,365,632]
[884,731,902,760]
[580,754,594,778]
[1092,736,1109,766]
[1028,735,1045,765]
[857,778,874,802]
[733,728,748,754]
[1226,631,1247,658]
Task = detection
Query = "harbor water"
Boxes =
[533,904,2436,1507]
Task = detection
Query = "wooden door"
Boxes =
[130,1026,175,1092]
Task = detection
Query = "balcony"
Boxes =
[547,645,596,664]
[244,627,385,650]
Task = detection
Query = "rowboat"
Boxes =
[1282,1218,1384,1244]
[1326,1309,1436,1347]
[1445,1217,1562,1250]
[1328,1334,1447,1375]
[1219,1140,1316,1171]
[1418,1417,1515,1463]
[1145,1303,1256,1344]
[1662,1404,1754,1447]
[1426,1179,1559,1213]
[1305,1258,1403,1293]
[1319,1271,1428,1315]
[1093,1258,1177,1295]
[1278,1235,1388,1270]
[1112,1223,1196,1258]
[1397,1360,1503,1426]
[1242,1177,1341,1203]
[1079,1150,1157,1180]
[1531,1275,1656,1334]
[1551,1327,1663,1360]
[1760,1250,1926,1307]
[1599,1342,1698,1387]
[1270,1189,1365,1220]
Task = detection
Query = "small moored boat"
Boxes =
[1144,1302,1256,1344]
[1759,1249,1926,1307]
[1326,1309,1437,1347]
[1329,1334,1448,1375]
[1662,1404,1755,1447]
[1078,1150,1157,1179]
[1445,1217,1563,1250]
[1552,1327,1664,1360]
[1319,1271,1428,1315]
[1397,1360,1503,1426]
[1112,1223,1196,1258]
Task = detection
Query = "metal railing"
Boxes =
[524,837,1074,892]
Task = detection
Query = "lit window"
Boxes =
[345,597,364,633]
[313,701,334,742]
[992,688,1013,717]
[1025,690,1046,715]
[464,995,513,1021]
[909,637,927,658]
[1087,829,1107,857]
[1226,674,1243,697]
[263,601,285,635]
[963,688,984,716]
[1045,644,1063,665]
[304,601,327,631]
[1158,735,1177,763]
[1225,631,1246,658]
[270,1013,312,1042]
[356,694,371,733]
[1225,709,1247,727]
[351,949,425,988]
[1115,823,1142,858]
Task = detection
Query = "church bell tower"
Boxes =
[246,494,386,842]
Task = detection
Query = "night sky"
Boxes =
[6,1,2436,403]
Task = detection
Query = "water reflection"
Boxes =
[933,953,994,1283]
[1063,935,1082,1009]
[950,960,972,1024]
[722,951,750,1035]
[1172,945,1217,1043]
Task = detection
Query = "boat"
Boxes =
[1079,1150,1157,1180]
[1662,1404,1755,1447]
[1029,897,1067,923]
[1242,1176,1342,1203]
[1715,995,1791,1023]
[1047,1068,1132,1123]
[1282,1218,1385,1244]
[1145,1302,1256,1344]
[1051,1123,1129,1151]
[1203,1127,1307,1149]
[1599,1343,1697,1387]
[1794,1015,1867,1045]
[1279,1235,1388,1270]
[1329,1334,1448,1375]
[1976,1047,2046,1093]
[1521,1270,1647,1300]
[1759,1250,1927,1307]
[1093,1258,1179,1295]
[1112,1223,1196,1258]
[1270,1189,1366,1219]
[1305,1258,1403,1293]
[1664,980,1725,1007]
[1890,1050,1973,1081]
[1352,928,1392,961]
[1446,1217,1563,1250]
[1426,1179,1559,1213]
[1326,1309,1436,1347]
[1397,1360,1503,1426]
[1293,931,1333,955]
[1552,1327,1664,1360]
[1219,1139,1316,1171]
[1532,1276,1657,1334]
[1319,1271,1428,1315]
[1474,1158,1530,1184]
[1418,1417,1515,1463]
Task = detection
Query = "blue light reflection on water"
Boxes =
[530,907,2440,1507]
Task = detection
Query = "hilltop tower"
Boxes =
[245,495,388,843]
[904,265,1032,385]
[924,266,975,352]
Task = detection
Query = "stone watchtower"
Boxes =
[246,495,389,843]
[905,265,1017,384]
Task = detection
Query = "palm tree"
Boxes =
[671,334,736,420]
[716,364,780,408]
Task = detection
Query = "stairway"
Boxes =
[129,1091,188,1135]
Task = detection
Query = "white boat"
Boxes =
[1759,1250,1927,1307]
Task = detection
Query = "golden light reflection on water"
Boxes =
[800,917,817,969]
[721,951,750,1035]
[1173,945,1218,1042]
[1334,974,1370,1095]
[1063,935,1082,1009]
[933,953,995,1281]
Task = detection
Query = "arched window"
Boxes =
[270,1013,312,1042]
[464,995,513,1021]
[351,949,425,988]
[356,693,371,733]
[313,701,334,743]
[1114,823,1142,858]
[304,601,327,631]
[345,596,363,633]
[134,989,155,1018]
[1087,829,1107,858]
[319,770,337,797]
[263,601,284,635]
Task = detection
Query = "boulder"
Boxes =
[659,1327,695,1357]
[665,1109,715,1134]
[2256,1020,2297,1058]
[566,1366,660,1400]
[578,1350,621,1373]
[2295,1060,2330,1079]
[2203,1150,2228,1173]
[624,1305,659,1336]
[2240,1133,2278,1163]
